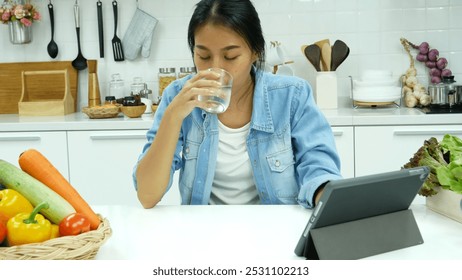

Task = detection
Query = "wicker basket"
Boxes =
[0,215,111,260]
[82,105,121,119]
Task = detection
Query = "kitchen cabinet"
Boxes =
[355,125,462,204]
[0,131,69,179]
[355,125,462,176]
[67,130,181,206]
[332,126,354,178]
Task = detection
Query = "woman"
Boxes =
[134,0,342,208]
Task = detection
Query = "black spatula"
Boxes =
[303,44,321,72]
[331,40,349,71]
[111,0,124,61]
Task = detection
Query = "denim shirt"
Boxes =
[133,70,342,208]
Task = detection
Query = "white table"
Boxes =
[92,204,462,260]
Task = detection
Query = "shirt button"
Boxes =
[185,147,190,154]
[275,160,281,167]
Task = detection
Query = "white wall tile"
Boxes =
[0,0,461,108]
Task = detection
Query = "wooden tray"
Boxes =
[0,61,79,114]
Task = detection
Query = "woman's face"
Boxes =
[193,23,257,96]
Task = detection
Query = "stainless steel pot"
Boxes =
[428,84,448,105]
[456,85,462,105]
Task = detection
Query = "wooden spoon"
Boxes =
[321,43,332,71]
[315,39,330,70]
[302,44,321,72]
[331,40,349,71]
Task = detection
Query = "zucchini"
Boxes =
[0,159,75,224]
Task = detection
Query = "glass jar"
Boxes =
[104,96,117,105]
[442,76,457,106]
[178,67,197,79]
[123,95,137,106]
[109,73,125,99]
[130,77,145,96]
[158,68,176,97]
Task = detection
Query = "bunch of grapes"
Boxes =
[409,41,452,84]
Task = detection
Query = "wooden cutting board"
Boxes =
[0,61,79,114]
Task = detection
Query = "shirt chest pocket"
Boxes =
[180,140,201,197]
[266,148,295,172]
[183,140,200,160]
[265,148,298,203]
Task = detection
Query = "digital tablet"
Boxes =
[294,166,430,257]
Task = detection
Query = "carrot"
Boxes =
[18,149,101,230]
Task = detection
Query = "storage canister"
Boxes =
[442,76,457,106]
[130,77,145,96]
[428,84,448,106]
[158,68,176,97]
[105,96,117,105]
[178,67,197,79]
[109,73,125,99]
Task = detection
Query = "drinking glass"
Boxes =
[198,68,233,114]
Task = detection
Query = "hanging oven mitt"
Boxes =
[122,8,158,60]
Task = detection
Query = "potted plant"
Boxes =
[403,134,462,223]
[0,0,41,44]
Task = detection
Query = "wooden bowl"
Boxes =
[120,105,146,118]
[151,104,158,113]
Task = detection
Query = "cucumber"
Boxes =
[0,159,75,224]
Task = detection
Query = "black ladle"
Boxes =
[47,3,58,59]
[72,2,87,70]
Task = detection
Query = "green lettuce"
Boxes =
[436,135,462,194]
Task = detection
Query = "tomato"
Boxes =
[59,213,91,236]
[0,212,8,226]
[0,222,6,244]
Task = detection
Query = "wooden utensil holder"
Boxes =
[18,69,75,116]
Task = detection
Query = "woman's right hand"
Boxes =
[164,69,222,121]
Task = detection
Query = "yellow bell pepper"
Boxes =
[50,224,60,239]
[7,202,52,246]
[0,189,33,219]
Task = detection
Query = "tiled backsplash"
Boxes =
[1,0,461,110]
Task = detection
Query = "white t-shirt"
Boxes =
[209,120,259,205]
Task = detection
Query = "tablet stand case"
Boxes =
[304,209,423,260]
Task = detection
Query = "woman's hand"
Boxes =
[165,70,221,121]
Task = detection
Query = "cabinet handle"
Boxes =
[89,134,146,140]
[0,135,41,141]
[394,129,462,136]
[332,130,344,137]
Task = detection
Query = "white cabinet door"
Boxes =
[0,131,69,179]
[332,126,355,178]
[67,130,181,206]
[355,125,462,177]
[355,125,462,204]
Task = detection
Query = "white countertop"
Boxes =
[0,103,461,132]
[92,204,462,261]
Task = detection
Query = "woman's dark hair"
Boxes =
[188,0,266,72]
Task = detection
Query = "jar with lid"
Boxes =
[109,73,125,99]
[158,68,176,97]
[104,96,117,105]
[178,67,197,79]
[442,76,457,106]
[123,95,137,106]
[131,77,145,96]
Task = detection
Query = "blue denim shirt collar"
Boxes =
[250,71,275,134]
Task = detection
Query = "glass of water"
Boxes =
[198,68,233,114]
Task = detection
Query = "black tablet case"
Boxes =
[295,166,429,260]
